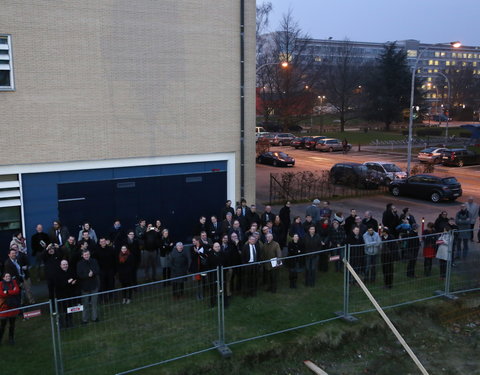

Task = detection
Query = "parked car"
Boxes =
[291,136,309,149]
[270,133,296,146]
[363,161,407,185]
[304,136,327,150]
[257,132,275,143]
[316,138,351,152]
[255,126,267,133]
[417,147,449,163]
[257,151,295,167]
[431,114,451,122]
[389,174,462,203]
[330,163,383,188]
[441,149,480,167]
[256,131,270,141]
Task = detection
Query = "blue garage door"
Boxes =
[57,172,227,242]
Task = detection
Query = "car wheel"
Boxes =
[257,157,263,164]
[295,146,299,149]
[430,192,441,203]
[273,160,278,167]
[457,160,464,167]
[391,187,400,196]
[328,147,334,152]
[278,141,283,146]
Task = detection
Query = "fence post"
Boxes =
[437,230,458,300]
[49,299,63,375]
[336,244,357,322]
[214,266,231,358]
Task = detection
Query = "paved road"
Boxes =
[256,146,480,227]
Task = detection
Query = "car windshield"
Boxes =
[276,152,289,158]
[420,148,436,153]
[442,177,458,184]
[382,164,402,172]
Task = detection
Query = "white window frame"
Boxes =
[0,34,14,91]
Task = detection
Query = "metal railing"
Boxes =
[3,229,479,374]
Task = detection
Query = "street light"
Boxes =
[256,61,289,74]
[406,41,461,176]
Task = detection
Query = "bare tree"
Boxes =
[318,40,367,132]
[441,67,480,120]
[257,10,319,131]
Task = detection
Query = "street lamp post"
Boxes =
[256,61,288,74]
[406,42,461,176]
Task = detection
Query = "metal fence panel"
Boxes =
[1,301,55,374]
[55,269,220,375]
[347,232,447,314]
[449,229,480,294]
[223,247,344,346]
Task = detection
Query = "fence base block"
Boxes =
[434,290,459,300]
[213,341,232,358]
[335,311,359,323]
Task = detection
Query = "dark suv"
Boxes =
[330,163,383,188]
[389,174,462,202]
[441,149,480,167]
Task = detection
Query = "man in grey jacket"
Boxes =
[363,227,381,283]
[305,199,321,224]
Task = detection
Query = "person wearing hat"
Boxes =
[306,199,321,225]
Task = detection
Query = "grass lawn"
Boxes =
[4,251,479,375]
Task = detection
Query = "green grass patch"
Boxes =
[4,256,479,375]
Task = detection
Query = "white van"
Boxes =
[256,126,266,133]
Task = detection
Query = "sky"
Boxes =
[263,0,480,46]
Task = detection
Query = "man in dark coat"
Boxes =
[41,243,64,301]
[241,235,261,296]
[207,242,226,307]
[246,205,261,228]
[169,242,190,298]
[76,249,100,323]
[261,205,275,226]
[362,211,379,232]
[48,220,70,247]
[109,219,126,251]
[382,203,400,237]
[54,259,77,328]
[220,200,235,221]
[30,224,50,278]
[93,237,116,300]
[303,226,322,287]
[207,215,223,243]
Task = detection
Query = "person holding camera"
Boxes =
[0,272,21,345]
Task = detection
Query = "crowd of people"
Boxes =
[0,196,479,344]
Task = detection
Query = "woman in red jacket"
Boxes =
[0,272,21,345]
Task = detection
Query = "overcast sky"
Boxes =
[263,0,480,46]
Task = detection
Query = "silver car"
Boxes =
[363,161,407,185]
[315,138,344,152]
[418,147,449,163]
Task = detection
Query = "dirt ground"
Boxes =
[182,293,480,375]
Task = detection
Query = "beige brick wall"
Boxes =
[0,0,256,202]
